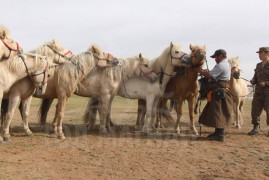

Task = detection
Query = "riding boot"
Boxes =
[207,128,217,138]
[207,128,224,142]
[248,124,259,135]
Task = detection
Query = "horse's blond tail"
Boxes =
[157,99,174,124]
[83,97,99,124]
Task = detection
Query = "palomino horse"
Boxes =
[228,57,249,129]
[0,25,22,60]
[37,44,119,139]
[1,40,73,141]
[156,45,206,135]
[40,53,147,135]
[84,42,191,133]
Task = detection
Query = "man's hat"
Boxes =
[210,49,227,58]
[256,47,269,53]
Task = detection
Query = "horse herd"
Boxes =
[0,25,248,143]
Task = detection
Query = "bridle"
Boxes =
[46,45,74,63]
[92,52,119,65]
[19,54,49,86]
[138,64,155,77]
[169,46,188,64]
[0,39,21,59]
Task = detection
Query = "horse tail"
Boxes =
[83,97,99,124]
[38,98,53,125]
[157,98,174,125]
[1,99,9,126]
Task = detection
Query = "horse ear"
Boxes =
[90,44,102,55]
[0,30,6,39]
[139,53,142,59]
[170,42,173,48]
[203,45,206,50]
[189,44,193,50]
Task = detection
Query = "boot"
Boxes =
[248,124,259,135]
[207,129,217,138]
[207,128,224,142]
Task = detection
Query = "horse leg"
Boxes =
[39,98,54,130]
[175,100,183,134]
[106,97,114,134]
[234,99,241,129]
[19,97,33,136]
[150,97,159,132]
[142,97,153,134]
[136,99,146,130]
[239,100,244,126]
[2,96,20,141]
[98,95,110,135]
[188,97,198,135]
[52,102,59,135]
[86,97,99,131]
[56,96,67,139]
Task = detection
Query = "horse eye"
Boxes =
[175,50,179,54]
[144,64,148,67]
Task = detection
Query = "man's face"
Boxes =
[215,55,224,64]
[258,51,269,61]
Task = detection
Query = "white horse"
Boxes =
[85,65,160,133]
[84,42,191,133]
[1,40,73,141]
[228,57,249,129]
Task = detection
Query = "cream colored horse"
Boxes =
[84,42,191,133]
[1,40,73,141]
[0,53,49,138]
[228,57,249,129]
[0,25,22,60]
[84,64,160,133]
[37,45,119,139]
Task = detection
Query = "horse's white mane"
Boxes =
[0,24,10,39]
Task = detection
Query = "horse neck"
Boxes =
[73,52,95,80]
[150,54,169,73]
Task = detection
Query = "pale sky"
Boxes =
[1,0,269,80]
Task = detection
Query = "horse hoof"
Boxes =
[235,125,241,129]
[0,136,3,144]
[58,133,66,140]
[3,135,11,141]
[26,130,34,137]
[175,130,181,134]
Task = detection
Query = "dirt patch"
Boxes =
[0,97,268,179]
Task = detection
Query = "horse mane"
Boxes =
[0,24,10,39]
[2,54,43,74]
[88,44,103,55]
[90,56,139,81]
[149,43,182,71]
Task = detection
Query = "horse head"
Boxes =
[189,44,206,67]
[228,56,241,79]
[0,37,22,60]
[21,54,49,96]
[42,39,74,65]
[168,42,190,67]
[135,53,158,82]
[89,44,119,67]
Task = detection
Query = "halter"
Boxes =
[138,64,156,77]
[92,52,119,65]
[46,45,74,62]
[0,39,20,59]
[169,46,188,64]
[19,54,49,85]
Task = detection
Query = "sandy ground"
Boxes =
[0,96,268,180]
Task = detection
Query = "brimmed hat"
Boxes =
[210,49,227,58]
[256,47,269,53]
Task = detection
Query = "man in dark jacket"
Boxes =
[248,47,269,136]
